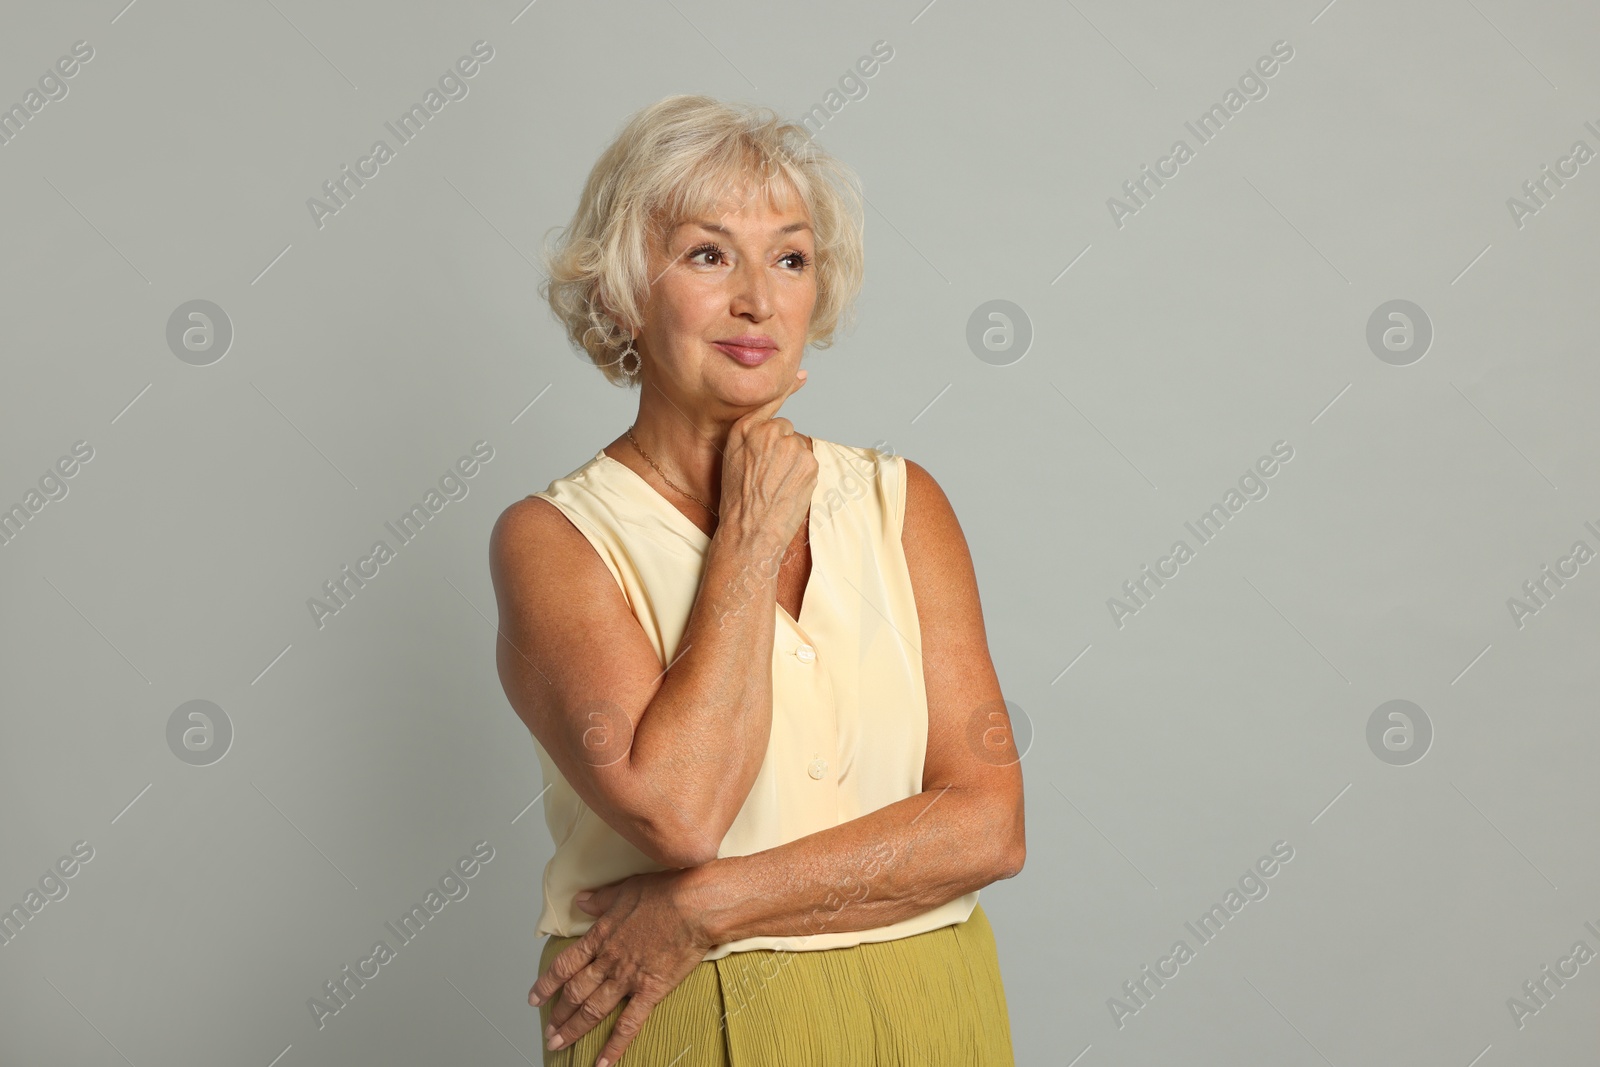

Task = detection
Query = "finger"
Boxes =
[576,879,625,913]
[593,992,659,1067]
[747,419,813,459]
[548,976,628,1053]
[736,369,807,431]
[529,936,597,1006]
[587,876,628,896]
[550,958,609,1029]
[574,888,609,914]
[531,939,593,1006]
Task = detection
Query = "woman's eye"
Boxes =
[686,245,808,270]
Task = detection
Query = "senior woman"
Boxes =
[489,94,1025,1066]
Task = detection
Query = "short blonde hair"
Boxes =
[540,94,865,386]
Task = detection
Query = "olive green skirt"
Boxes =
[536,901,1015,1065]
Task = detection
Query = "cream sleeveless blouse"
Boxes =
[526,437,979,961]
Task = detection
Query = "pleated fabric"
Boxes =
[535,902,1015,1065]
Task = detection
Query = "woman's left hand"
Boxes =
[530,868,716,1064]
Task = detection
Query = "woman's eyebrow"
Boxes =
[681,219,813,237]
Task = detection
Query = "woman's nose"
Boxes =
[729,262,772,316]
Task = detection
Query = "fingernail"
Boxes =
[597,1058,610,1067]
[544,1023,555,1038]
[548,1034,565,1051]
[575,891,593,902]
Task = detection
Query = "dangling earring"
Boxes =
[619,336,642,378]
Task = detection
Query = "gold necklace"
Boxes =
[625,426,718,516]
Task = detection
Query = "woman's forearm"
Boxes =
[678,783,1023,945]
[624,522,791,864]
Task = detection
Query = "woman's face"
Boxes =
[634,182,817,416]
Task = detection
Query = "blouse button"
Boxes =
[808,758,828,780]
[796,644,816,664]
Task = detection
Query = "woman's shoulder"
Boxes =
[814,435,901,475]
[501,448,631,534]
[530,447,612,500]
[490,450,631,602]
[818,440,963,547]
[492,449,614,553]
[810,437,911,535]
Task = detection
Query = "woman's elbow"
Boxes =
[997,839,1025,880]
[585,773,732,868]
[992,806,1026,880]
[638,813,723,869]
[650,837,720,869]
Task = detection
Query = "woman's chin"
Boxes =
[708,365,788,405]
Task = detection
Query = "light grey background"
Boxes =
[3,0,1597,1064]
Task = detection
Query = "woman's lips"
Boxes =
[713,341,776,366]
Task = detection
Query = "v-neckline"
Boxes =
[594,438,823,634]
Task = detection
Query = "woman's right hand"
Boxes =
[718,369,817,549]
